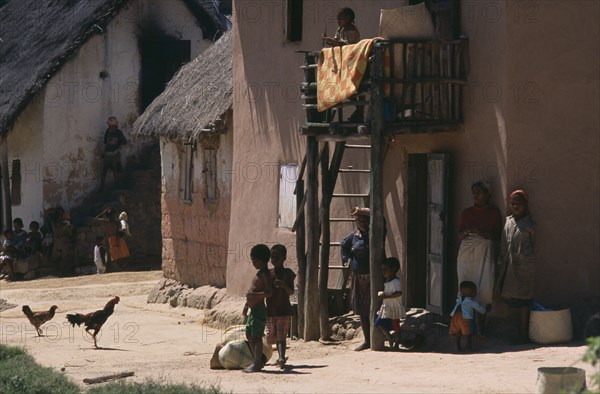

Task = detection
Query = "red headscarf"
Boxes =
[510,189,529,203]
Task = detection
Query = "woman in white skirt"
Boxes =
[457,180,502,335]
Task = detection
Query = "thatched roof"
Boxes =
[0,0,230,133]
[132,30,232,142]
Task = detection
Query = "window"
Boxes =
[203,147,218,203]
[180,143,194,201]
[278,164,298,228]
[286,0,303,42]
[11,159,21,206]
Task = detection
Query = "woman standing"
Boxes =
[341,207,375,351]
[103,208,129,271]
[496,190,536,343]
[457,181,502,332]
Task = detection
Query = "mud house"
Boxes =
[229,0,599,344]
[132,32,233,287]
[0,0,230,228]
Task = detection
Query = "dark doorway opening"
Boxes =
[140,39,191,111]
[406,154,428,308]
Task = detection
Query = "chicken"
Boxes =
[22,305,58,336]
[66,296,120,348]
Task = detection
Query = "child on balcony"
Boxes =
[322,7,364,123]
[322,7,360,47]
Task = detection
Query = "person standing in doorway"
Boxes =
[100,116,127,190]
[456,180,502,336]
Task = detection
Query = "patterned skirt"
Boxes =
[350,273,371,317]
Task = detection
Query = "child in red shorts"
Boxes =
[450,281,487,352]
[266,244,296,368]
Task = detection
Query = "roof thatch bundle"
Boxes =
[132,30,232,142]
[0,0,129,132]
[0,0,230,133]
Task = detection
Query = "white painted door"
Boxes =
[278,164,298,228]
[426,153,449,314]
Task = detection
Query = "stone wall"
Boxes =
[147,278,244,328]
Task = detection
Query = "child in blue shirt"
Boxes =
[450,281,487,351]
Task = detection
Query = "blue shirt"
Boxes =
[450,295,487,319]
[340,230,370,274]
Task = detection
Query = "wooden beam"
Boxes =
[0,133,12,230]
[303,136,320,341]
[295,180,306,339]
[318,143,331,340]
[369,46,387,351]
[83,372,135,385]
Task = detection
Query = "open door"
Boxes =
[426,153,449,314]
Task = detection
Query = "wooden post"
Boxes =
[318,142,331,340]
[295,179,306,339]
[0,132,12,231]
[303,136,320,341]
[369,44,387,351]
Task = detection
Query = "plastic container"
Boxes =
[529,308,572,345]
[535,367,586,394]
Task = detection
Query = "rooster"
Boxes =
[22,305,58,336]
[66,296,120,348]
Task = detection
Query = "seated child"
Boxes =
[375,257,406,349]
[266,244,296,367]
[0,230,16,279]
[450,281,487,351]
[25,221,42,255]
[242,244,273,373]
[12,217,28,258]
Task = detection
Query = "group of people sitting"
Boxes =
[0,218,48,280]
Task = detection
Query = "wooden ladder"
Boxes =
[325,143,371,310]
[293,140,371,339]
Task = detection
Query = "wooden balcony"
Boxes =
[301,38,468,139]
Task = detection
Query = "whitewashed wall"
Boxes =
[8,0,211,223]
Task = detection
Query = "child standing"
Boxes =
[496,190,536,343]
[375,257,406,349]
[242,244,273,373]
[450,281,487,352]
[266,244,296,368]
[94,236,107,274]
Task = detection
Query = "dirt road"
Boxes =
[0,272,596,393]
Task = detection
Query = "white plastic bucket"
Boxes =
[535,367,586,394]
[529,308,572,345]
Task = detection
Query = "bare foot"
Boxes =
[354,342,370,351]
[243,363,263,373]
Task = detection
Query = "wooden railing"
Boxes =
[301,38,468,136]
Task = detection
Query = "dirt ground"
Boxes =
[0,271,597,393]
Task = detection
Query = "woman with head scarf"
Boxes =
[456,180,503,334]
[496,190,536,343]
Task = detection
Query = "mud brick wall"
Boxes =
[161,193,230,287]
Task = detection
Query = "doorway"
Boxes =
[406,153,450,314]
[140,39,191,111]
